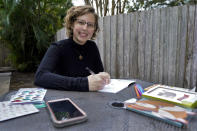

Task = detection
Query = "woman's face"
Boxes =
[72,13,95,45]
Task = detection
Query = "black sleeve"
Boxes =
[34,43,89,91]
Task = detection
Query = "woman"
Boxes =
[34,5,110,91]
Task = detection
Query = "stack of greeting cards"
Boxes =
[125,98,196,128]
[10,88,47,104]
[0,88,47,122]
[125,84,197,128]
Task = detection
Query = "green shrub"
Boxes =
[0,0,72,72]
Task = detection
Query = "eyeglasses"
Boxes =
[75,19,95,29]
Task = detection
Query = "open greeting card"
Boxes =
[142,85,197,108]
[99,79,135,93]
[126,98,196,128]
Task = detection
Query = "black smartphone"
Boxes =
[46,98,87,127]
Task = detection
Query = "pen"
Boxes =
[136,84,144,93]
[134,86,140,99]
[86,67,95,75]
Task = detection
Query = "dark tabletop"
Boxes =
[0,79,197,131]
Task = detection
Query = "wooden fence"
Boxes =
[49,5,196,89]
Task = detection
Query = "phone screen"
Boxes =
[48,100,83,121]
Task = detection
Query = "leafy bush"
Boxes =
[0,0,72,72]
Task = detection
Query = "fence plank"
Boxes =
[123,14,131,78]
[110,15,117,78]
[159,8,165,84]
[170,7,179,86]
[56,28,66,41]
[188,5,196,88]
[151,8,161,83]
[144,10,152,82]
[193,5,197,89]
[161,7,169,85]
[116,14,124,78]
[189,5,197,89]
[96,17,104,64]
[103,16,111,74]
[137,11,146,81]
[166,7,174,86]
[185,5,196,88]
[176,6,187,87]
[172,7,179,87]
[129,12,139,79]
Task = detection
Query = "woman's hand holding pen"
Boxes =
[88,72,110,91]
[98,72,110,84]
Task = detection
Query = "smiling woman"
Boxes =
[72,14,96,45]
[34,5,110,92]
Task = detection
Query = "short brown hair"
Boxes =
[64,5,99,40]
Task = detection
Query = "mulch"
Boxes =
[10,72,35,91]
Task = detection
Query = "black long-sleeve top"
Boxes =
[34,38,104,91]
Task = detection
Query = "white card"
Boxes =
[99,79,135,93]
[0,101,39,122]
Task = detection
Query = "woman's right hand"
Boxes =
[88,72,110,91]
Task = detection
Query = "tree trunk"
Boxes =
[121,0,127,13]
[111,0,116,15]
[99,0,103,17]
[104,0,109,16]
[95,0,99,15]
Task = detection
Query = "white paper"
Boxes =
[99,79,135,93]
[0,101,39,122]
[124,98,137,104]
